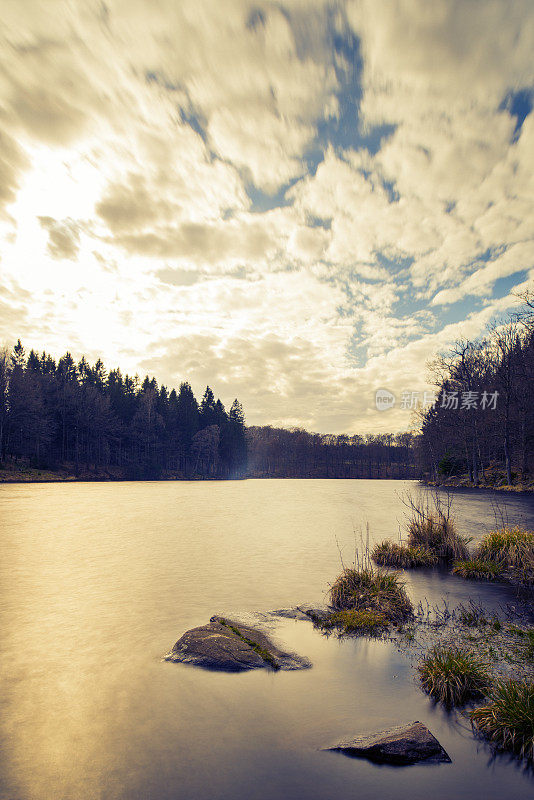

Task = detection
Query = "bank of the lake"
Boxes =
[0,462,210,483]
[423,479,534,493]
[422,467,534,493]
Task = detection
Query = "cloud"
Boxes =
[38,216,81,260]
[156,267,202,287]
[0,276,32,344]
[0,128,29,215]
[431,242,534,306]
[108,215,279,264]
[95,174,178,235]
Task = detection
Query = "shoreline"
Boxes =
[422,479,534,494]
[1,465,532,492]
[0,464,418,485]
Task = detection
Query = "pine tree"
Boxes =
[92,358,107,391]
[200,386,217,427]
[78,356,92,386]
[10,339,25,369]
[26,350,41,373]
[226,399,247,476]
[229,399,245,425]
[175,382,200,473]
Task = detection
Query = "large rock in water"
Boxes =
[323,721,451,765]
[165,616,312,672]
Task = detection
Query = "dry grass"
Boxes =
[329,566,413,623]
[510,552,534,588]
[452,559,503,581]
[372,541,438,568]
[474,527,534,589]
[418,644,490,706]
[407,514,470,562]
[470,679,534,762]
[475,526,534,569]
[400,490,470,562]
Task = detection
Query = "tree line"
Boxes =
[247,426,418,478]
[418,291,534,484]
[0,339,419,481]
[0,341,247,479]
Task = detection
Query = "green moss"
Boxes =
[319,609,388,634]
[219,619,280,670]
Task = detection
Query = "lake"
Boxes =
[1,479,534,800]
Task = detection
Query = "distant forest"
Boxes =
[0,341,247,479]
[0,341,417,480]
[419,291,534,485]
[247,426,417,479]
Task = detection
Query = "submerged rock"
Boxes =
[165,616,312,672]
[323,721,451,765]
[270,605,331,622]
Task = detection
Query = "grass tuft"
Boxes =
[418,644,490,706]
[452,559,503,581]
[475,526,534,569]
[470,679,534,762]
[407,513,470,562]
[372,541,438,568]
[329,566,413,623]
[320,609,388,634]
[474,527,534,589]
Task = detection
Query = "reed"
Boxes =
[372,541,438,568]
[452,559,503,581]
[470,679,534,762]
[475,526,534,570]
[418,644,490,706]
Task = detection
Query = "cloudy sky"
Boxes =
[1,1,533,433]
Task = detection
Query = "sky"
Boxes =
[0,0,533,433]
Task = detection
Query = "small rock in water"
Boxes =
[271,605,331,622]
[165,616,312,672]
[323,721,451,765]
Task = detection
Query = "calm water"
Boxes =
[1,479,534,800]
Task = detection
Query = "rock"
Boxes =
[323,721,451,765]
[165,616,312,672]
[271,608,311,621]
[271,605,331,622]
